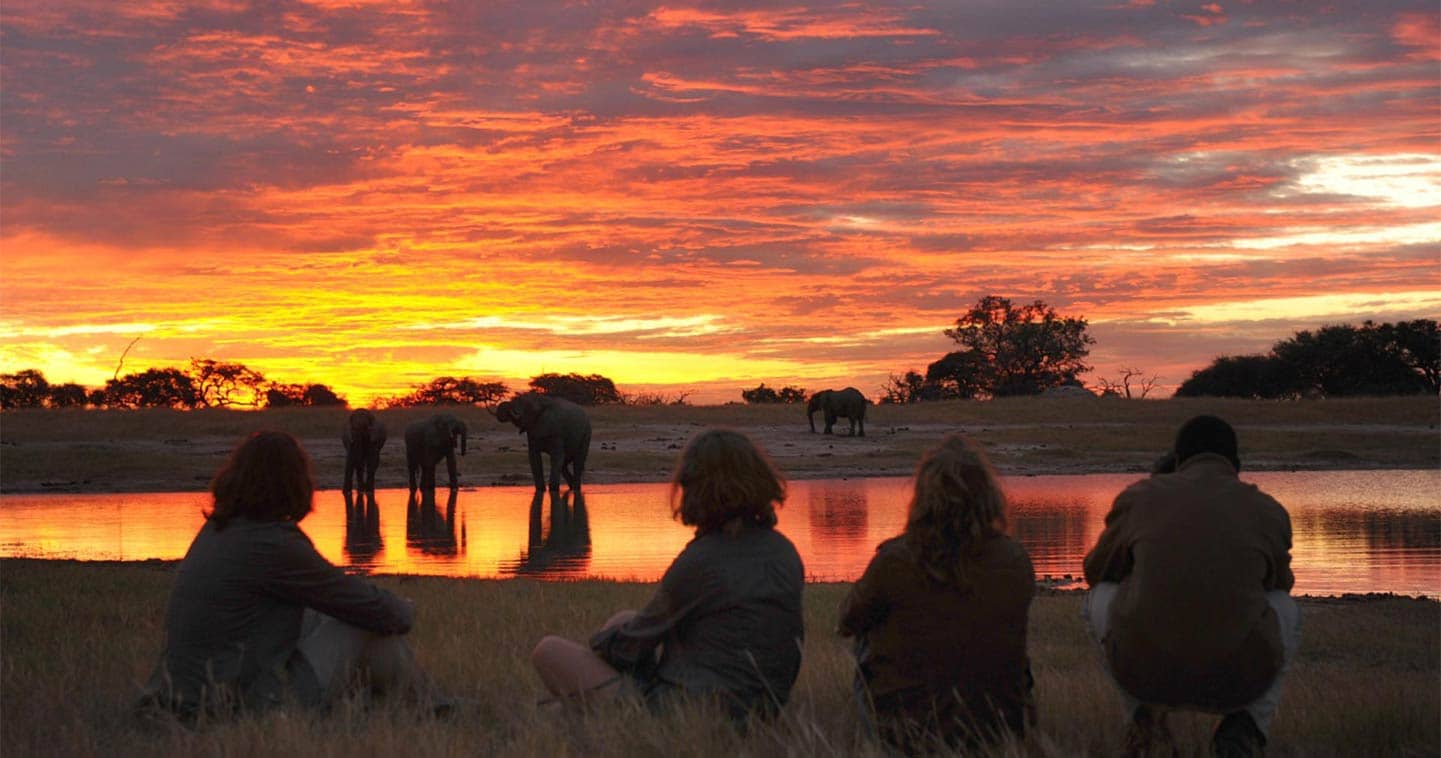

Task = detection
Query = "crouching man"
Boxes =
[1082,415,1301,757]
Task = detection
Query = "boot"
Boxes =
[1212,711,1266,757]
[1123,705,1175,757]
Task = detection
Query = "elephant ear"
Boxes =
[497,402,514,423]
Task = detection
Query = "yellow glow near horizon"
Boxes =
[1144,291,1441,326]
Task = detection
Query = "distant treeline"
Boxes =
[4,310,1434,410]
[1175,320,1438,399]
[0,363,680,411]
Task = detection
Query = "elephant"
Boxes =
[404,413,467,495]
[807,387,868,437]
[495,392,592,492]
[342,409,387,495]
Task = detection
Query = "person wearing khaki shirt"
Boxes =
[1083,415,1300,757]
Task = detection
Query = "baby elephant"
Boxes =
[495,393,591,492]
[404,413,467,495]
[342,409,387,494]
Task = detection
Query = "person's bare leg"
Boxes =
[531,609,640,699]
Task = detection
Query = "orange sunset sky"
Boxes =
[2,1,1438,405]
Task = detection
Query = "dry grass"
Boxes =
[1,397,1436,494]
[1,560,1437,757]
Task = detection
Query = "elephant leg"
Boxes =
[564,455,584,491]
[406,453,418,494]
[343,455,356,495]
[420,464,436,494]
[366,453,381,492]
[858,417,865,437]
[445,451,459,490]
[824,412,836,435]
[528,447,546,491]
[547,444,566,492]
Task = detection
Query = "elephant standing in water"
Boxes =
[495,392,592,492]
[404,413,467,495]
[342,409,387,495]
[808,387,868,437]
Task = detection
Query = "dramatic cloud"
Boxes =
[2,0,1437,402]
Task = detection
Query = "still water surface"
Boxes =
[1,470,1437,596]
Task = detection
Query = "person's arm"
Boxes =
[837,545,898,638]
[1263,498,1296,592]
[590,545,709,673]
[262,525,414,635]
[1082,489,1138,585]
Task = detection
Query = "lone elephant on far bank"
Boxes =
[808,387,868,437]
[496,392,591,492]
[342,408,387,494]
[405,413,467,495]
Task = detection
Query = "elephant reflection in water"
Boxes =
[406,487,464,556]
[507,490,591,577]
[342,489,383,565]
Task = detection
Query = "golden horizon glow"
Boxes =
[2,1,1438,405]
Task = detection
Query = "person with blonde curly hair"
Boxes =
[839,433,1035,752]
[531,429,805,721]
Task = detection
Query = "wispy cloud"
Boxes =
[2,0,1437,402]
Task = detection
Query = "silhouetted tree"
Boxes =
[943,296,1095,397]
[265,382,347,407]
[1176,355,1291,399]
[880,370,946,404]
[528,373,621,405]
[190,359,268,408]
[1383,319,1440,393]
[1177,319,1439,398]
[741,383,808,404]
[1096,368,1162,399]
[390,376,509,407]
[302,384,346,406]
[0,369,51,409]
[778,386,806,403]
[924,350,988,399]
[104,368,202,409]
[48,383,90,408]
[623,390,693,406]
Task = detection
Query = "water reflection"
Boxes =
[500,490,592,577]
[1,470,1437,596]
[406,488,464,556]
[1009,496,1093,583]
[342,490,383,564]
[807,481,869,556]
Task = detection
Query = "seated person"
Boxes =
[140,431,439,723]
[838,434,1035,752]
[531,429,805,720]
[1083,415,1300,757]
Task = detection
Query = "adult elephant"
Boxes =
[808,387,868,437]
[404,413,467,495]
[495,392,592,492]
[342,409,387,495]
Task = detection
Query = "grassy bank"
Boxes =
[1,560,1437,757]
[1,397,1436,494]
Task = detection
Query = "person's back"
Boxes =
[1082,415,1299,756]
[1088,455,1291,705]
[842,533,1032,736]
[642,522,804,713]
[158,517,413,713]
[142,431,432,723]
[840,434,1035,750]
[532,428,806,724]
